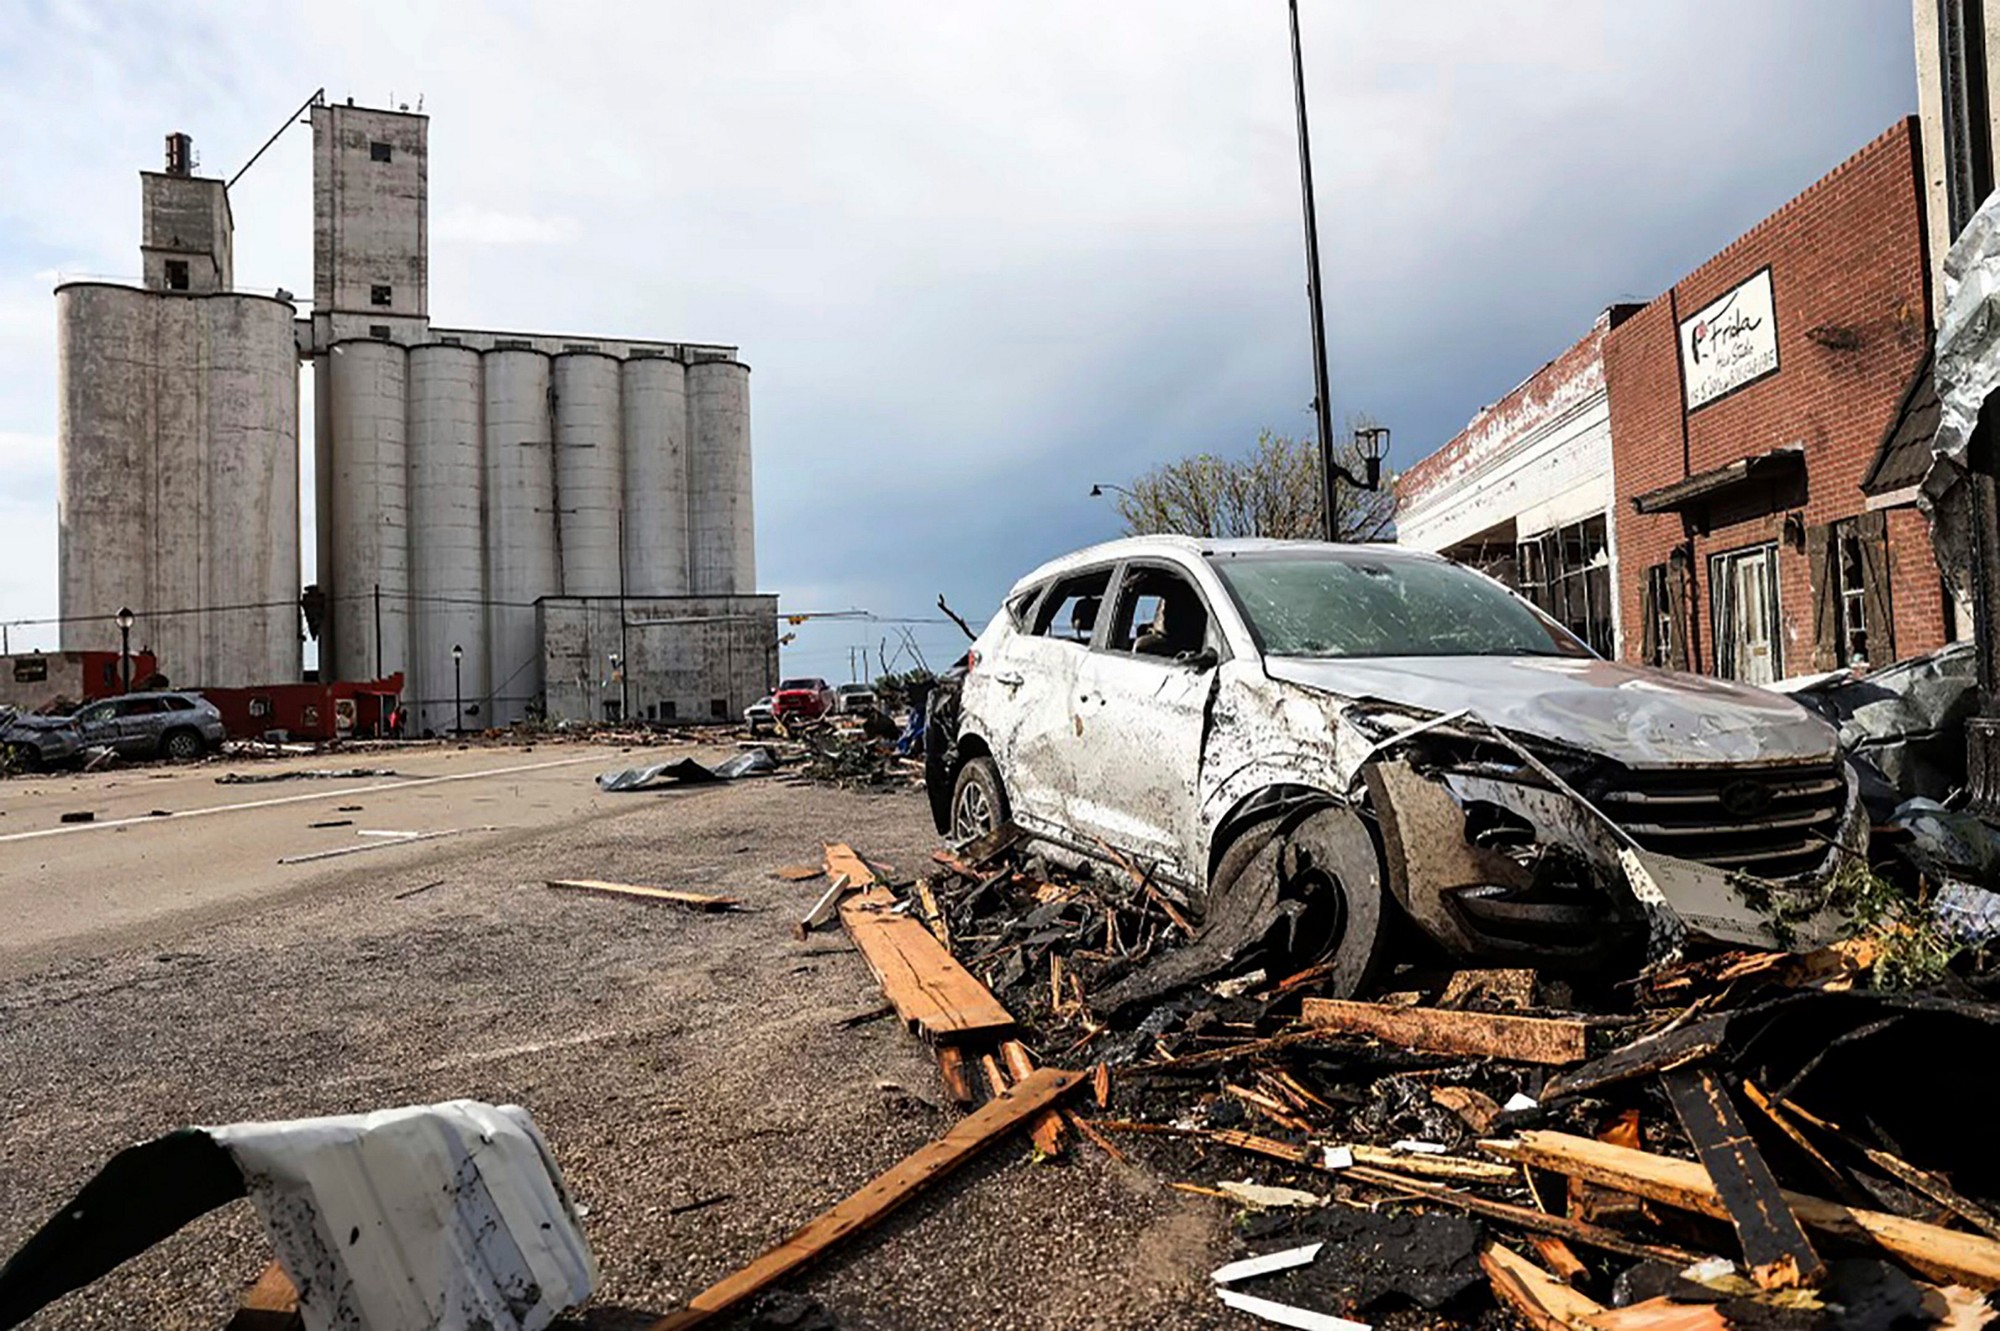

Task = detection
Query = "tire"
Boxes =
[162,728,204,762]
[949,756,1010,842]
[1208,801,1390,998]
[4,742,42,774]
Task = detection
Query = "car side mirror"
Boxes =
[1178,647,1219,671]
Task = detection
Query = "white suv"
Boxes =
[925,537,1860,1000]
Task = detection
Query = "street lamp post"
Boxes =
[451,644,464,736]
[115,607,135,693]
[608,653,623,723]
[1088,483,1136,500]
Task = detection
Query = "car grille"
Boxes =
[1594,761,1849,880]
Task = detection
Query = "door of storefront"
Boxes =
[1710,544,1781,685]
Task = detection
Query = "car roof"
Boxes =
[1006,536,1438,596]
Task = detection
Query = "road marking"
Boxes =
[0,751,638,845]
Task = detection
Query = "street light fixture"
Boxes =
[451,643,464,736]
[1089,483,1136,500]
[1331,426,1389,492]
[115,607,135,694]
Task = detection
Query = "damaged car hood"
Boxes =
[1262,655,1839,768]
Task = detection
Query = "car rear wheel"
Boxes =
[162,728,204,762]
[1210,801,1389,999]
[950,756,1010,842]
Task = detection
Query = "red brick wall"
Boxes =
[1607,118,1942,674]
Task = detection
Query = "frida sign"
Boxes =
[1679,268,1778,410]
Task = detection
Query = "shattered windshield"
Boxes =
[1211,552,1593,659]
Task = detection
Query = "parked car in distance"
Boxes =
[833,683,879,714]
[744,695,776,732]
[71,691,227,761]
[925,536,1861,1001]
[772,678,835,722]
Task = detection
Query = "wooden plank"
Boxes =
[1530,1237,1590,1287]
[1738,1080,1874,1209]
[838,886,1014,1040]
[1481,1242,1606,1331]
[546,879,740,911]
[1862,1148,2000,1241]
[1585,1299,1729,1331]
[1483,1130,2000,1290]
[647,1067,1083,1331]
[915,879,950,948]
[1341,1165,1702,1265]
[935,1046,975,1105]
[1000,1040,1066,1157]
[773,864,824,882]
[822,843,880,889]
[1661,1067,1821,1287]
[795,873,853,939]
[1541,1017,1728,1102]
[226,1261,300,1331]
[1442,968,1537,1010]
[1300,998,1588,1065]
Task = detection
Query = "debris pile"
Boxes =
[779,713,918,789]
[825,825,2000,1331]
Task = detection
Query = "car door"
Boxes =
[972,566,1112,837]
[114,698,168,753]
[1065,559,1219,884]
[73,700,120,751]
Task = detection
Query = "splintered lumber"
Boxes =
[647,1067,1083,1331]
[1862,1149,2000,1241]
[936,1046,975,1105]
[822,842,880,887]
[795,873,853,939]
[838,886,1013,1041]
[1541,1016,1727,1102]
[1585,1298,1729,1331]
[1483,1130,2000,1290]
[1531,1237,1590,1287]
[1481,1242,1606,1331]
[1442,968,1537,1010]
[1000,1040,1066,1156]
[1661,1067,1821,1287]
[1212,1287,1371,1331]
[773,864,824,881]
[226,1262,301,1331]
[1739,1081,1872,1209]
[1300,998,1588,1066]
[545,879,741,911]
[1343,1166,1701,1265]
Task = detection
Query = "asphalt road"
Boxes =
[0,739,685,979]
[0,740,1241,1331]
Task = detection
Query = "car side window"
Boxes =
[1031,569,1112,645]
[1107,565,1212,659]
[119,699,167,717]
[78,703,115,725]
[164,696,196,711]
[1006,585,1043,629]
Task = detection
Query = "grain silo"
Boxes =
[56,101,771,729]
[54,144,301,689]
[406,343,486,733]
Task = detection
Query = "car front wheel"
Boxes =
[1210,801,1390,999]
[950,756,1010,842]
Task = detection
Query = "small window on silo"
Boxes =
[165,260,190,291]
[369,325,391,340]
[370,141,393,163]
[371,284,393,307]
[662,700,677,720]
[710,698,727,719]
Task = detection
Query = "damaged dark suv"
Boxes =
[925,537,1862,998]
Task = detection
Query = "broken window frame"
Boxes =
[1810,512,1895,670]
[1101,560,1218,660]
[1514,515,1614,657]
[370,284,393,307]
[1030,567,1115,647]
[164,258,190,291]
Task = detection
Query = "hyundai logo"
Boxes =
[1718,779,1773,819]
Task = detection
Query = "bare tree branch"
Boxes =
[1113,429,1396,542]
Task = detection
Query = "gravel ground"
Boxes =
[0,773,1243,1330]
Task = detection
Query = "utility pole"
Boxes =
[1289,0,1338,542]
[373,583,383,681]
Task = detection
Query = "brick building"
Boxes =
[1607,118,1952,685]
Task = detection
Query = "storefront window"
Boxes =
[1514,515,1614,656]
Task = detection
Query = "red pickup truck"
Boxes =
[772,677,835,722]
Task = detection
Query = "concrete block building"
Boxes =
[55,99,772,727]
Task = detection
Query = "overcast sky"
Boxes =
[0,1,1916,680]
